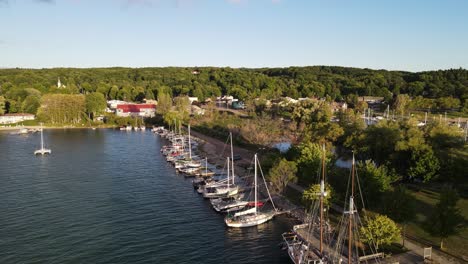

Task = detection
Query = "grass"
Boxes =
[405,187,468,258]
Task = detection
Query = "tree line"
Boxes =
[0,66,467,115]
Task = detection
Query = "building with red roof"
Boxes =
[116,104,156,117]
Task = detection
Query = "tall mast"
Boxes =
[205,157,208,175]
[227,157,230,189]
[188,124,192,159]
[348,153,356,264]
[40,123,44,150]
[254,154,258,215]
[230,132,235,185]
[320,144,325,255]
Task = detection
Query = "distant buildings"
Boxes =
[216,96,241,108]
[0,113,35,124]
[116,104,156,117]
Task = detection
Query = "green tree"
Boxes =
[302,183,334,207]
[382,186,416,246]
[357,160,397,209]
[394,94,410,115]
[268,159,298,194]
[360,214,401,250]
[0,96,5,115]
[156,90,172,115]
[85,92,107,120]
[426,186,464,249]
[21,95,41,114]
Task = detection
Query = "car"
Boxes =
[233,154,242,161]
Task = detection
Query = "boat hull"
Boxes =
[224,213,275,228]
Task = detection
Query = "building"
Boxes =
[107,100,130,110]
[188,97,198,104]
[0,113,35,124]
[116,104,156,117]
[216,95,240,108]
[143,99,158,105]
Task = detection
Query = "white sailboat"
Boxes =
[224,154,277,228]
[203,157,239,198]
[34,123,51,155]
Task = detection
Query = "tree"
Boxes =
[407,148,439,182]
[426,186,464,249]
[0,96,5,115]
[37,94,86,124]
[21,95,41,114]
[302,183,334,207]
[360,214,401,250]
[394,94,410,115]
[357,160,397,209]
[156,90,172,115]
[268,159,298,194]
[85,92,106,120]
[382,186,416,246]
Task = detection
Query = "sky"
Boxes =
[0,0,467,71]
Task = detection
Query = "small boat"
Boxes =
[34,123,51,155]
[18,128,29,134]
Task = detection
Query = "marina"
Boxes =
[0,128,294,264]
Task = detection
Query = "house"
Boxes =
[107,100,129,110]
[0,113,35,124]
[188,97,198,104]
[116,104,156,117]
[216,95,239,108]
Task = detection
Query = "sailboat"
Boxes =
[224,154,277,227]
[282,145,330,263]
[34,123,51,155]
[203,157,239,198]
[185,125,201,168]
[328,154,383,264]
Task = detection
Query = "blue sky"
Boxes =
[0,0,467,71]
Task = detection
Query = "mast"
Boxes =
[40,123,44,150]
[205,157,208,175]
[254,154,258,215]
[227,157,230,189]
[188,124,192,159]
[348,153,356,264]
[230,132,235,185]
[320,144,325,255]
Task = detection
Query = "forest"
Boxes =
[0,66,467,116]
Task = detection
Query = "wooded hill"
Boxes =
[0,66,466,114]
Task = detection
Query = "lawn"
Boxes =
[405,187,468,259]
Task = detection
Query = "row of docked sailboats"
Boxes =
[282,146,383,264]
[156,124,279,228]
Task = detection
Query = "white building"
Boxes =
[0,113,35,124]
[116,104,156,117]
[107,100,130,110]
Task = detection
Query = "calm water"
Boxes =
[0,129,294,264]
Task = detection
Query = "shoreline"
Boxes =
[0,125,118,131]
